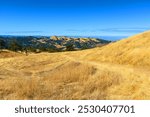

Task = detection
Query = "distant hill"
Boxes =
[0,35,111,52]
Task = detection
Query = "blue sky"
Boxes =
[0,0,150,36]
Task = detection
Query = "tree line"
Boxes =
[0,39,75,54]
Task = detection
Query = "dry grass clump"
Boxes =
[0,78,42,100]
[74,70,122,100]
[107,74,150,100]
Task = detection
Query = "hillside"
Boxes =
[34,36,110,50]
[0,35,110,51]
[70,31,150,67]
[0,31,150,100]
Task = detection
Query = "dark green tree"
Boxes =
[81,43,89,50]
[66,44,75,51]
[8,40,22,52]
[0,39,6,52]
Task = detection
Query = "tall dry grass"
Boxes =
[0,61,120,99]
[0,60,149,100]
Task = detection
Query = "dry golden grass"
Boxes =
[82,31,150,67]
[0,31,150,100]
[0,58,149,100]
[0,50,23,58]
[0,61,123,100]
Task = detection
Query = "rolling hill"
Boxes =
[0,31,150,100]
[83,31,150,67]
[0,35,110,51]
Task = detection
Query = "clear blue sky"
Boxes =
[0,0,150,36]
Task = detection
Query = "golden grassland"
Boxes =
[77,31,150,67]
[0,31,150,100]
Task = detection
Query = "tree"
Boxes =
[66,44,75,51]
[8,40,22,52]
[0,39,6,52]
[81,43,89,50]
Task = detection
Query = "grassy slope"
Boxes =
[0,31,150,100]
[84,31,150,67]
